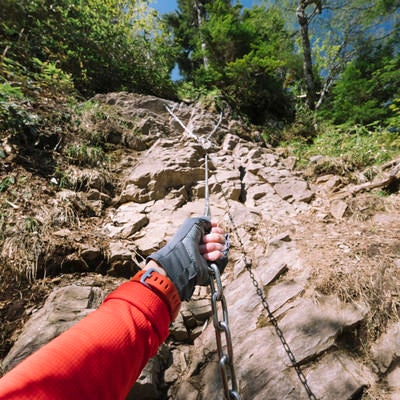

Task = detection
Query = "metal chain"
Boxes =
[205,153,241,399]
[242,258,318,400]
[211,165,319,400]
[208,263,241,400]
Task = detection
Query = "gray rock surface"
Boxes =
[2,283,106,372]
[371,322,400,376]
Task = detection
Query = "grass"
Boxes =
[0,194,83,282]
[282,123,400,172]
[65,144,109,167]
[71,99,140,146]
[2,232,41,281]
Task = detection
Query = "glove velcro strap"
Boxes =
[131,269,181,321]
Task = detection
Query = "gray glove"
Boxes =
[147,217,228,300]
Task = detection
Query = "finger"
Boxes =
[210,226,224,234]
[203,250,224,262]
[210,222,225,233]
[199,242,224,254]
[203,232,225,244]
[210,221,223,229]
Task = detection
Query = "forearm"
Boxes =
[0,218,226,399]
[0,279,173,400]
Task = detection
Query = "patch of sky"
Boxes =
[152,0,258,15]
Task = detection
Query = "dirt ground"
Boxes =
[295,192,400,347]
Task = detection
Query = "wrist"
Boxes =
[132,268,181,321]
[144,260,167,276]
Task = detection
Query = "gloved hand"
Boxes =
[147,217,228,300]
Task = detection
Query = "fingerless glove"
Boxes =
[147,217,211,300]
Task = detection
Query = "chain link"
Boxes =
[208,263,241,400]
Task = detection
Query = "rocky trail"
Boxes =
[1,93,399,399]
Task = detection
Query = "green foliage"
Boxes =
[0,83,25,137]
[24,217,39,233]
[0,83,23,101]
[0,55,76,146]
[176,81,210,102]
[268,0,400,119]
[1,0,398,131]
[169,2,295,123]
[0,98,39,139]
[321,44,400,126]
[54,168,73,189]
[0,0,176,97]
[164,0,213,81]
[220,6,296,123]
[285,104,317,140]
[31,58,75,94]
[202,1,248,68]
[387,98,400,129]
[0,176,16,193]
[0,58,27,136]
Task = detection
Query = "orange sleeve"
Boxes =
[0,280,172,400]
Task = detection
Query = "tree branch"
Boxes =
[332,163,400,200]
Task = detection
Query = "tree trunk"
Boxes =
[194,0,209,70]
[296,0,321,110]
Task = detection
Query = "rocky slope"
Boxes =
[1,92,399,399]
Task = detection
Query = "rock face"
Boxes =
[2,284,102,372]
[2,92,399,399]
